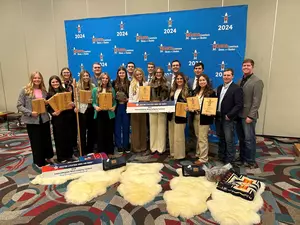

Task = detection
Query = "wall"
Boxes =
[0,0,299,137]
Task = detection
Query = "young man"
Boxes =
[126,62,135,81]
[147,62,155,83]
[188,62,204,90]
[216,68,243,164]
[166,60,181,88]
[235,59,264,168]
[91,62,102,86]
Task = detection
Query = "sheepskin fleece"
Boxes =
[207,183,265,225]
[163,169,216,219]
[65,167,126,205]
[117,163,163,206]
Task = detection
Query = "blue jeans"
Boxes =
[114,104,130,148]
[216,117,235,163]
[236,117,257,163]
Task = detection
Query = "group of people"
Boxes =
[17,58,264,169]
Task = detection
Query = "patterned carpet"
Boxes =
[0,121,299,225]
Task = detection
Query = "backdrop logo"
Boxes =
[92,35,111,44]
[143,52,149,61]
[77,63,84,77]
[188,50,201,67]
[136,33,157,43]
[223,12,230,24]
[159,44,182,53]
[185,30,210,40]
[220,61,226,71]
[215,61,227,78]
[75,24,85,39]
[168,17,173,27]
[77,24,81,33]
[99,53,108,67]
[114,45,134,55]
[117,21,128,36]
[167,62,171,72]
[193,50,199,60]
[212,41,238,51]
[73,47,91,55]
[120,21,124,30]
[218,12,233,30]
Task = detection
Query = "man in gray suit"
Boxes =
[235,59,264,168]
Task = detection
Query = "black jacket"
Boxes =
[217,82,243,120]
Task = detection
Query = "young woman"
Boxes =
[149,67,169,154]
[17,72,54,167]
[188,74,216,165]
[92,73,116,157]
[112,67,130,154]
[128,68,148,153]
[167,73,190,160]
[76,70,96,155]
[47,75,75,163]
[60,67,77,151]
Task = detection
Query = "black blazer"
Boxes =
[190,91,217,125]
[217,82,243,120]
[167,90,188,124]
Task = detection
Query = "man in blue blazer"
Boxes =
[216,68,243,164]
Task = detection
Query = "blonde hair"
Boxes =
[24,71,47,97]
[97,72,112,94]
[131,68,145,94]
[77,70,94,90]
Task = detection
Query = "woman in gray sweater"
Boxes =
[17,71,54,168]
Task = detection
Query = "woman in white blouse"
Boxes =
[167,73,189,160]
[128,68,148,152]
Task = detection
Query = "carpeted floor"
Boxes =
[0,121,299,225]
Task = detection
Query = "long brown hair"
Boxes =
[77,70,94,90]
[97,72,112,94]
[150,67,167,86]
[170,73,189,100]
[24,71,47,97]
[194,74,214,97]
[114,67,130,94]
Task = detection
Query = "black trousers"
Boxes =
[70,112,78,148]
[26,121,54,167]
[79,107,96,155]
[52,110,74,162]
[96,111,114,155]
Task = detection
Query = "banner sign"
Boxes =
[65,5,247,88]
[127,101,175,113]
[41,159,103,178]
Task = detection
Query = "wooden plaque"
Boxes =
[139,86,151,102]
[201,97,218,115]
[47,95,59,112]
[98,93,112,110]
[79,90,92,104]
[55,92,73,111]
[175,102,187,117]
[32,99,46,114]
[187,97,200,111]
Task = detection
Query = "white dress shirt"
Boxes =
[218,81,232,112]
[192,76,199,90]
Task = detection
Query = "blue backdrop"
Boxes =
[65,5,247,88]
